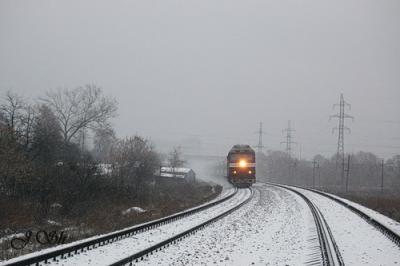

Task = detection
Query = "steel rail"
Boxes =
[306,187,400,247]
[4,188,238,266]
[110,187,254,266]
[268,183,344,266]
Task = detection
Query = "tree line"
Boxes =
[0,86,164,223]
[256,151,400,194]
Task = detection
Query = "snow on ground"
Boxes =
[137,183,317,266]
[298,188,400,266]
[2,187,234,265]
[47,220,62,226]
[10,183,400,265]
[121,207,146,215]
[0,233,25,245]
[321,191,400,236]
[41,188,250,265]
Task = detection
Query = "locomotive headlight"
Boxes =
[248,170,252,174]
[239,160,247,168]
[233,170,237,174]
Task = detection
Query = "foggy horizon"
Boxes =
[2,2,400,264]
[1,0,399,159]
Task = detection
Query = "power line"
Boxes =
[345,154,351,192]
[330,93,353,190]
[255,121,265,153]
[312,159,317,188]
[330,93,354,159]
[281,120,297,158]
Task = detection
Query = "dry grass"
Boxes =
[335,191,400,223]
[0,181,221,261]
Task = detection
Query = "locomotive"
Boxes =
[227,144,256,187]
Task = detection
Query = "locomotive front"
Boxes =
[227,145,256,187]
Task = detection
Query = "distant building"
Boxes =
[159,167,196,183]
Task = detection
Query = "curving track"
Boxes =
[293,186,400,265]
[4,181,400,266]
[3,187,252,266]
[135,183,318,265]
[139,182,400,266]
[307,188,400,246]
[269,183,344,266]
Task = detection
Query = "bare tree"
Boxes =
[0,111,5,129]
[20,104,36,150]
[0,91,38,151]
[31,105,63,164]
[42,85,117,144]
[110,136,160,195]
[168,146,186,169]
[0,91,26,133]
[93,126,117,162]
[0,129,32,196]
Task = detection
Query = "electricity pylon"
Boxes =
[255,122,265,154]
[330,93,353,189]
[281,120,296,158]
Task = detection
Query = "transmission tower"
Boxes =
[255,122,265,153]
[330,93,353,189]
[281,120,296,157]
[330,94,353,160]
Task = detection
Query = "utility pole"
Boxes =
[293,159,298,186]
[281,120,296,158]
[317,162,321,189]
[255,122,265,154]
[345,155,351,193]
[381,159,384,193]
[254,122,266,180]
[312,160,317,188]
[330,93,353,190]
[299,144,302,161]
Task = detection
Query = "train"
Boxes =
[227,144,256,187]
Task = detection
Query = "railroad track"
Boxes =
[111,187,253,265]
[269,181,400,265]
[305,187,400,248]
[4,187,253,266]
[275,183,400,248]
[268,183,344,266]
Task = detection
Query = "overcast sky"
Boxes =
[1,0,399,159]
